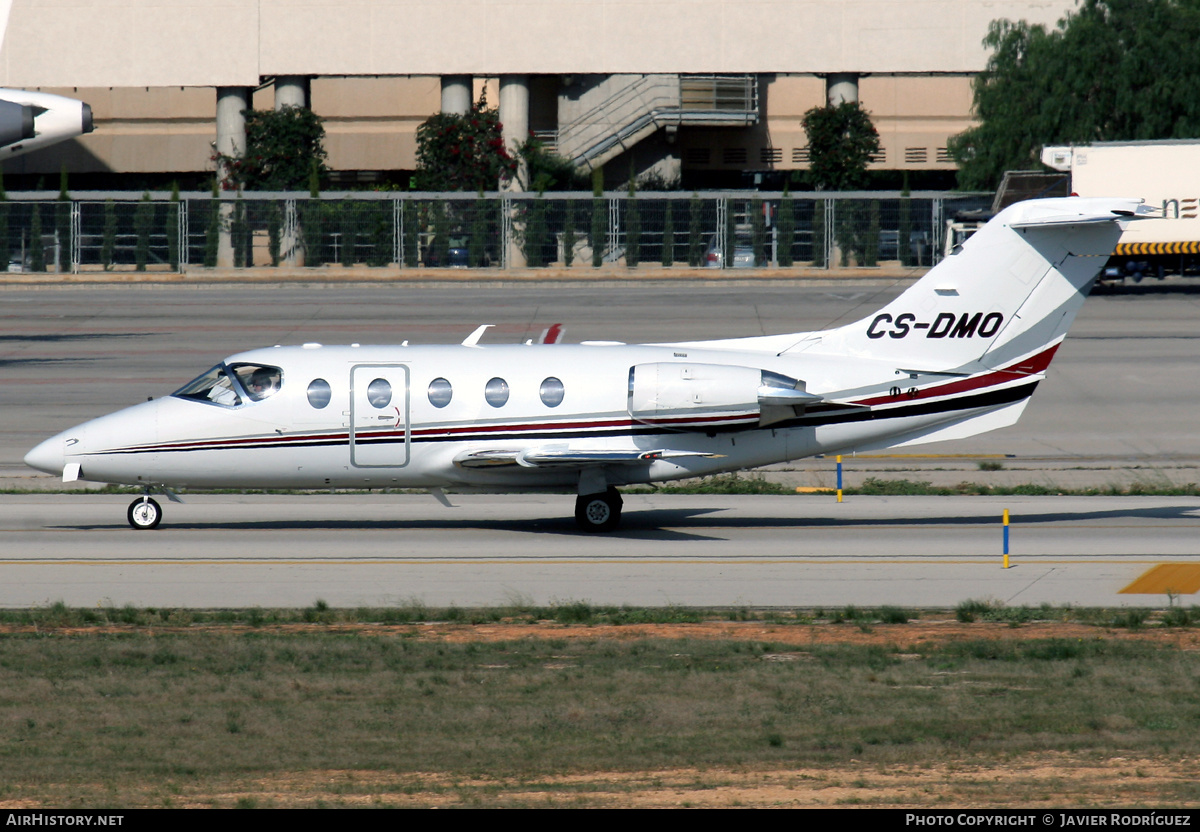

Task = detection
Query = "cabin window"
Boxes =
[484,377,510,407]
[427,377,453,408]
[366,378,392,408]
[539,377,565,407]
[307,378,332,409]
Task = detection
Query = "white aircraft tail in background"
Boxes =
[25,197,1152,531]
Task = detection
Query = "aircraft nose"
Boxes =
[24,435,67,476]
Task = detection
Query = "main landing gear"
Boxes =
[127,495,162,530]
[575,487,623,532]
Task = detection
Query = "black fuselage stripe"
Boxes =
[93,382,1037,456]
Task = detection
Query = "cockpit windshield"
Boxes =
[172,363,283,408]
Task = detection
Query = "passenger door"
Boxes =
[349,364,410,468]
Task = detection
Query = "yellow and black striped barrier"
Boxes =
[1114,241,1200,256]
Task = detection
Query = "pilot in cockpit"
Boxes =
[247,368,280,400]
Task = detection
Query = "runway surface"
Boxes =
[2,280,1199,609]
[2,493,1198,609]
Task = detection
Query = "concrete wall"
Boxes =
[1,0,1074,87]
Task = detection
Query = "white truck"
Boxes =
[1042,140,1200,281]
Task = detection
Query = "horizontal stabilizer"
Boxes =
[1009,202,1156,229]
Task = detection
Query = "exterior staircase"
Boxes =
[553,74,758,172]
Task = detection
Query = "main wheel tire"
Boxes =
[575,488,623,533]
[127,497,162,530]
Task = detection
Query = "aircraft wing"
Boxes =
[453,447,722,470]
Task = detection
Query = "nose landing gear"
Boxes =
[127,495,162,530]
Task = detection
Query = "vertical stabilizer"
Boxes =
[802,198,1150,370]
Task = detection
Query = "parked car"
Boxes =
[703,234,756,268]
[422,236,471,268]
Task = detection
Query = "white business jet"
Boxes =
[25,197,1150,531]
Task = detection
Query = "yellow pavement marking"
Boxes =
[1120,564,1200,595]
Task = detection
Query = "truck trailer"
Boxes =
[1042,140,1200,281]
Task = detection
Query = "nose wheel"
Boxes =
[575,488,623,532]
[127,496,162,530]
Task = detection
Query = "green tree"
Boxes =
[750,196,765,267]
[687,193,703,267]
[561,199,576,267]
[56,166,71,272]
[950,0,1200,189]
[470,197,490,268]
[811,199,826,268]
[660,200,674,267]
[624,178,640,268]
[864,200,881,267]
[801,101,880,191]
[777,186,795,268]
[340,200,356,266]
[166,182,180,270]
[134,192,154,271]
[101,200,117,270]
[267,204,282,266]
[30,203,44,272]
[402,200,419,267]
[415,94,516,191]
[220,106,327,191]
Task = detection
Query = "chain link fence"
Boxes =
[0,191,989,274]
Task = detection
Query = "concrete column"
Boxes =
[440,75,472,115]
[499,75,529,191]
[215,87,249,268]
[500,75,529,268]
[826,73,859,106]
[274,76,308,110]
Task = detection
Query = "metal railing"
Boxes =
[0,191,986,274]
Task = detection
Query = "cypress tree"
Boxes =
[134,192,153,271]
[777,185,795,268]
[561,199,575,267]
[660,200,674,267]
[30,204,45,272]
[166,182,180,270]
[101,200,117,270]
[687,193,702,267]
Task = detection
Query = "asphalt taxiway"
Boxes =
[2,493,1198,609]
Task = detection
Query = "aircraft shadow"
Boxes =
[54,502,1200,541]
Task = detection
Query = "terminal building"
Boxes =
[0,0,1075,189]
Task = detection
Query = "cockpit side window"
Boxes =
[172,362,283,408]
[172,365,243,408]
[230,363,283,402]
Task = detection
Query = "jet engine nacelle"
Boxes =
[627,362,821,430]
[0,89,93,159]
